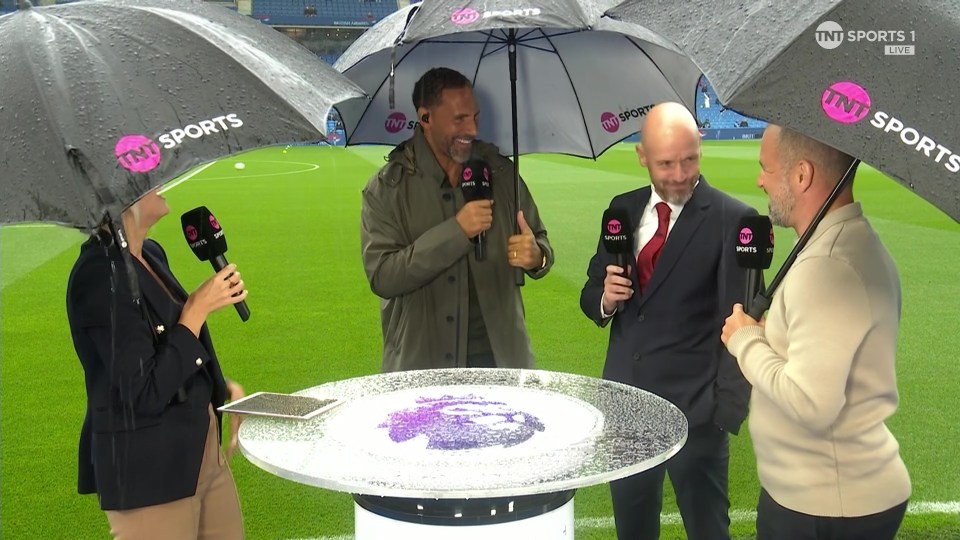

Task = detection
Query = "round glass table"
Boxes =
[239,368,687,538]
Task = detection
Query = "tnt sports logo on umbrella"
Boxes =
[606,219,622,235]
[385,111,409,134]
[116,135,162,173]
[739,227,753,244]
[601,105,654,134]
[823,81,960,173]
[451,7,481,25]
[821,81,871,124]
[600,112,620,133]
[451,7,541,26]
[157,114,244,149]
[115,114,245,173]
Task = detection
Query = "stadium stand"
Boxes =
[251,0,398,27]
[695,77,765,130]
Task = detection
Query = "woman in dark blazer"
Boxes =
[67,187,247,539]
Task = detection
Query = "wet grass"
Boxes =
[2,142,958,538]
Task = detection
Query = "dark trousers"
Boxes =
[610,423,730,540]
[466,352,496,368]
[757,488,907,540]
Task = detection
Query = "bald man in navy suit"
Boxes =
[580,102,755,540]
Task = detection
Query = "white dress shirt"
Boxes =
[600,181,696,318]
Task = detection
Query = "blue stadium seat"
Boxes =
[252,0,398,26]
[696,78,765,130]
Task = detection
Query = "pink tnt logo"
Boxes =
[185,225,198,242]
[385,111,407,134]
[451,7,481,25]
[208,214,221,230]
[482,166,489,180]
[606,219,622,235]
[739,227,753,244]
[116,135,161,173]
[463,167,473,181]
[822,81,871,124]
[600,112,620,133]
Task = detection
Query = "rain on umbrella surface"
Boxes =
[607,0,960,223]
[0,0,365,230]
[0,0,365,507]
[335,0,702,242]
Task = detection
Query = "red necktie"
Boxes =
[636,202,671,293]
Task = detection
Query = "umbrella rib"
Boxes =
[420,34,507,45]
[537,30,598,159]
[516,28,581,43]
[622,35,693,114]
[469,30,496,88]
[342,41,428,144]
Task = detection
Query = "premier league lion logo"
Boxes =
[379,394,546,450]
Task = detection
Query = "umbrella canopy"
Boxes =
[334,1,701,159]
[0,0,365,229]
[606,0,960,222]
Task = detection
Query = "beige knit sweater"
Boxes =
[727,202,911,517]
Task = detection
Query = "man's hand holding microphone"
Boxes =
[457,158,542,270]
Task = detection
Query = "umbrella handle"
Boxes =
[105,213,144,306]
[388,47,396,109]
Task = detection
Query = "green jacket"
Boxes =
[360,127,553,372]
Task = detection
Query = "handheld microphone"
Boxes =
[734,215,774,317]
[181,206,250,322]
[601,207,634,312]
[459,158,493,261]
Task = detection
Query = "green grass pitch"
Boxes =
[2,141,958,539]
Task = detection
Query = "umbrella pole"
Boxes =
[747,159,861,319]
[105,213,144,306]
[509,29,524,286]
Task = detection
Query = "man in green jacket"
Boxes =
[361,67,554,372]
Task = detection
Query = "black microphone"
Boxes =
[181,206,250,322]
[601,207,634,313]
[734,215,774,317]
[459,158,493,261]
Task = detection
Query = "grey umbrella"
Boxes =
[607,0,960,317]
[335,0,701,283]
[0,0,365,230]
[606,0,960,223]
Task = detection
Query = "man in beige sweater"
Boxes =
[721,124,911,539]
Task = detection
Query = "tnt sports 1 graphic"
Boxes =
[814,20,916,56]
[326,385,604,460]
[821,81,960,173]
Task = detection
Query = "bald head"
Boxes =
[640,102,700,149]
[636,102,702,205]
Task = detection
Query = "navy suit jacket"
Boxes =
[580,178,754,433]
[67,234,227,510]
